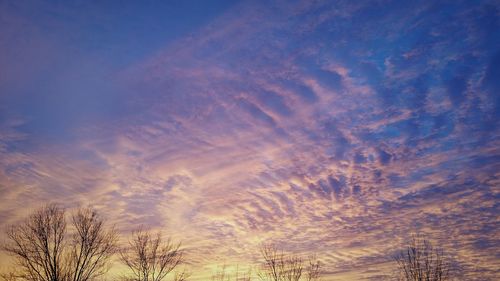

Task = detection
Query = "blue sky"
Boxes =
[0,0,499,280]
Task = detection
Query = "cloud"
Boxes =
[0,0,499,280]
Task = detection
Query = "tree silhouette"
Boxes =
[67,207,119,281]
[1,204,118,281]
[0,271,22,281]
[120,228,183,281]
[394,235,450,281]
[257,244,305,281]
[305,256,321,281]
[172,270,191,281]
[210,265,252,281]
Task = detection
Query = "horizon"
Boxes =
[0,0,499,280]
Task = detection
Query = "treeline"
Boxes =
[1,204,452,281]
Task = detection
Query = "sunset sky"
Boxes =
[0,0,499,280]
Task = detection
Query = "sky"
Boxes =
[0,0,499,280]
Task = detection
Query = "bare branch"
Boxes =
[393,234,451,281]
[67,207,118,281]
[120,228,183,281]
[173,269,191,281]
[305,256,321,281]
[258,244,303,281]
[1,204,66,281]
[1,204,117,281]
[211,265,252,281]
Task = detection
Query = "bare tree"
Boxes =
[172,270,190,281]
[233,265,252,281]
[305,256,321,281]
[1,204,118,281]
[394,235,450,281]
[0,271,22,281]
[211,265,251,281]
[235,267,253,281]
[258,244,303,281]
[120,228,183,281]
[66,207,118,281]
[211,264,231,281]
[3,204,67,281]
